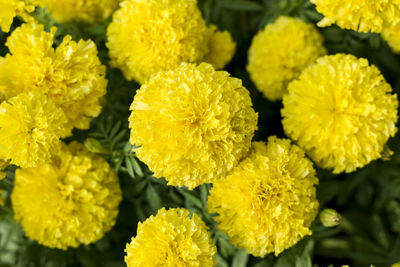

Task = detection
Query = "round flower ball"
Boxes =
[107,0,235,84]
[129,63,258,189]
[0,22,107,132]
[11,141,122,250]
[282,54,398,174]
[0,92,68,168]
[37,0,120,24]
[247,16,326,101]
[125,208,216,266]
[311,0,400,33]
[208,137,319,256]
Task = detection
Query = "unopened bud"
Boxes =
[320,209,341,227]
[84,138,108,154]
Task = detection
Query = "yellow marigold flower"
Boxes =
[391,263,400,267]
[125,208,216,266]
[107,0,234,83]
[0,160,8,180]
[11,141,122,250]
[382,22,400,53]
[247,16,326,101]
[311,0,400,33]
[208,137,319,256]
[203,25,236,70]
[0,92,68,168]
[282,54,398,173]
[0,0,35,32]
[37,0,120,24]
[0,22,107,132]
[129,63,258,189]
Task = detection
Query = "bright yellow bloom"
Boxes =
[382,22,400,53]
[391,263,400,267]
[37,0,120,24]
[311,0,400,33]
[107,0,235,83]
[0,92,68,168]
[0,0,34,32]
[125,208,216,266]
[0,22,107,132]
[282,54,398,173]
[247,16,326,101]
[208,137,319,256]
[204,25,236,70]
[11,141,122,250]
[129,63,258,189]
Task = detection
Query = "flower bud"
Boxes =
[320,209,341,227]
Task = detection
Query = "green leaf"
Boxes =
[232,249,249,267]
[125,157,135,178]
[146,184,162,211]
[217,0,264,11]
[130,156,144,177]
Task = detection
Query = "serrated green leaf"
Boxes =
[146,185,162,211]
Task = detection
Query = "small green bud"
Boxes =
[84,138,108,154]
[320,209,341,227]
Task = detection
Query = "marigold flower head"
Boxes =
[282,54,398,173]
[37,0,120,24]
[107,0,235,83]
[0,0,35,32]
[311,0,400,33]
[247,16,326,101]
[0,92,68,168]
[208,137,319,256]
[125,208,216,266]
[11,141,122,250]
[203,25,236,70]
[0,22,107,132]
[129,63,258,189]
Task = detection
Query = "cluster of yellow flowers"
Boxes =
[0,22,106,167]
[107,0,236,83]
[1,0,399,265]
[12,142,122,249]
[311,0,400,53]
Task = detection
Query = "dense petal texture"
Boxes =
[107,0,235,83]
[282,54,398,173]
[11,142,122,250]
[0,92,68,168]
[208,137,319,256]
[0,0,34,32]
[129,63,258,189]
[37,0,120,24]
[125,208,216,267]
[204,25,236,70]
[0,22,107,132]
[247,16,326,101]
[311,0,400,33]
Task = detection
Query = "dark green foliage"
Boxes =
[1,0,400,266]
